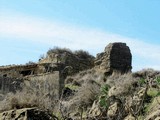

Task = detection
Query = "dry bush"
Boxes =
[0,74,59,112]
[74,50,95,59]
[0,90,55,112]
[25,61,36,65]
[47,47,73,55]
[65,69,105,86]
[61,69,104,117]
[133,68,160,79]
[62,69,106,115]
[47,47,94,61]
[64,80,100,112]
[106,73,137,96]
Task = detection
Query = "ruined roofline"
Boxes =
[0,64,38,70]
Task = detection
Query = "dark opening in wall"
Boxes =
[3,74,7,77]
[20,70,32,76]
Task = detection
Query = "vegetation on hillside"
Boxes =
[0,68,159,119]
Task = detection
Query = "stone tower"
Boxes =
[94,42,132,74]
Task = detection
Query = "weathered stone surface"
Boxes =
[0,76,23,94]
[95,42,132,74]
[124,115,136,120]
[0,108,58,120]
[107,102,119,118]
[145,110,160,120]
[145,96,160,120]
[88,100,101,117]
[41,50,94,75]
[25,72,60,99]
[0,64,39,78]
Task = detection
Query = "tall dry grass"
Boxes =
[0,73,59,112]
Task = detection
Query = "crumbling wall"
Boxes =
[0,64,38,78]
[0,72,62,99]
[25,72,61,99]
[94,42,132,74]
[40,51,94,75]
[0,76,23,94]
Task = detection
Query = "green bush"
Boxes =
[99,84,110,109]
[138,78,146,85]
[156,77,160,84]
[147,88,159,97]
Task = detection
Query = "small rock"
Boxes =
[124,114,136,120]
[107,102,118,118]
[88,100,101,117]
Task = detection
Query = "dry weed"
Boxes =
[0,74,59,112]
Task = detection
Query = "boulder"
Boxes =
[107,102,118,118]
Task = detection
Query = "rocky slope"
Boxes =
[0,43,159,120]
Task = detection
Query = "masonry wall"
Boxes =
[94,42,132,74]
[0,77,23,94]
[25,72,60,99]
[0,64,39,78]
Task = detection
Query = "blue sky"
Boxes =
[0,0,160,71]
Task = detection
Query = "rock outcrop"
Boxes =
[0,108,58,120]
[95,42,132,74]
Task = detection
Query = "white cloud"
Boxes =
[0,13,160,71]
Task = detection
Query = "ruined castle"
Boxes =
[0,42,132,97]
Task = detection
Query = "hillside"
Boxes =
[0,42,159,120]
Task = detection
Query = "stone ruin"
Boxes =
[0,42,132,98]
[94,42,132,74]
[0,49,95,98]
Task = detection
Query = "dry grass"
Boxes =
[65,69,105,86]
[106,73,138,96]
[60,79,101,119]
[61,69,103,117]
[133,68,160,79]
[0,73,59,112]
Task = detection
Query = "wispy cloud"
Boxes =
[0,13,160,71]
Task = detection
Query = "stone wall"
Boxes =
[0,72,62,100]
[0,42,132,98]
[41,50,94,75]
[25,72,60,99]
[0,76,23,94]
[94,42,132,74]
[0,64,39,78]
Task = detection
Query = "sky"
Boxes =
[0,0,160,71]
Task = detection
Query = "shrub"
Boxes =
[99,84,110,109]
[25,61,36,65]
[106,73,137,96]
[147,88,159,97]
[64,79,101,116]
[47,47,72,55]
[156,77,160,84]
[133,68,160,80]
[74,50,95,59]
